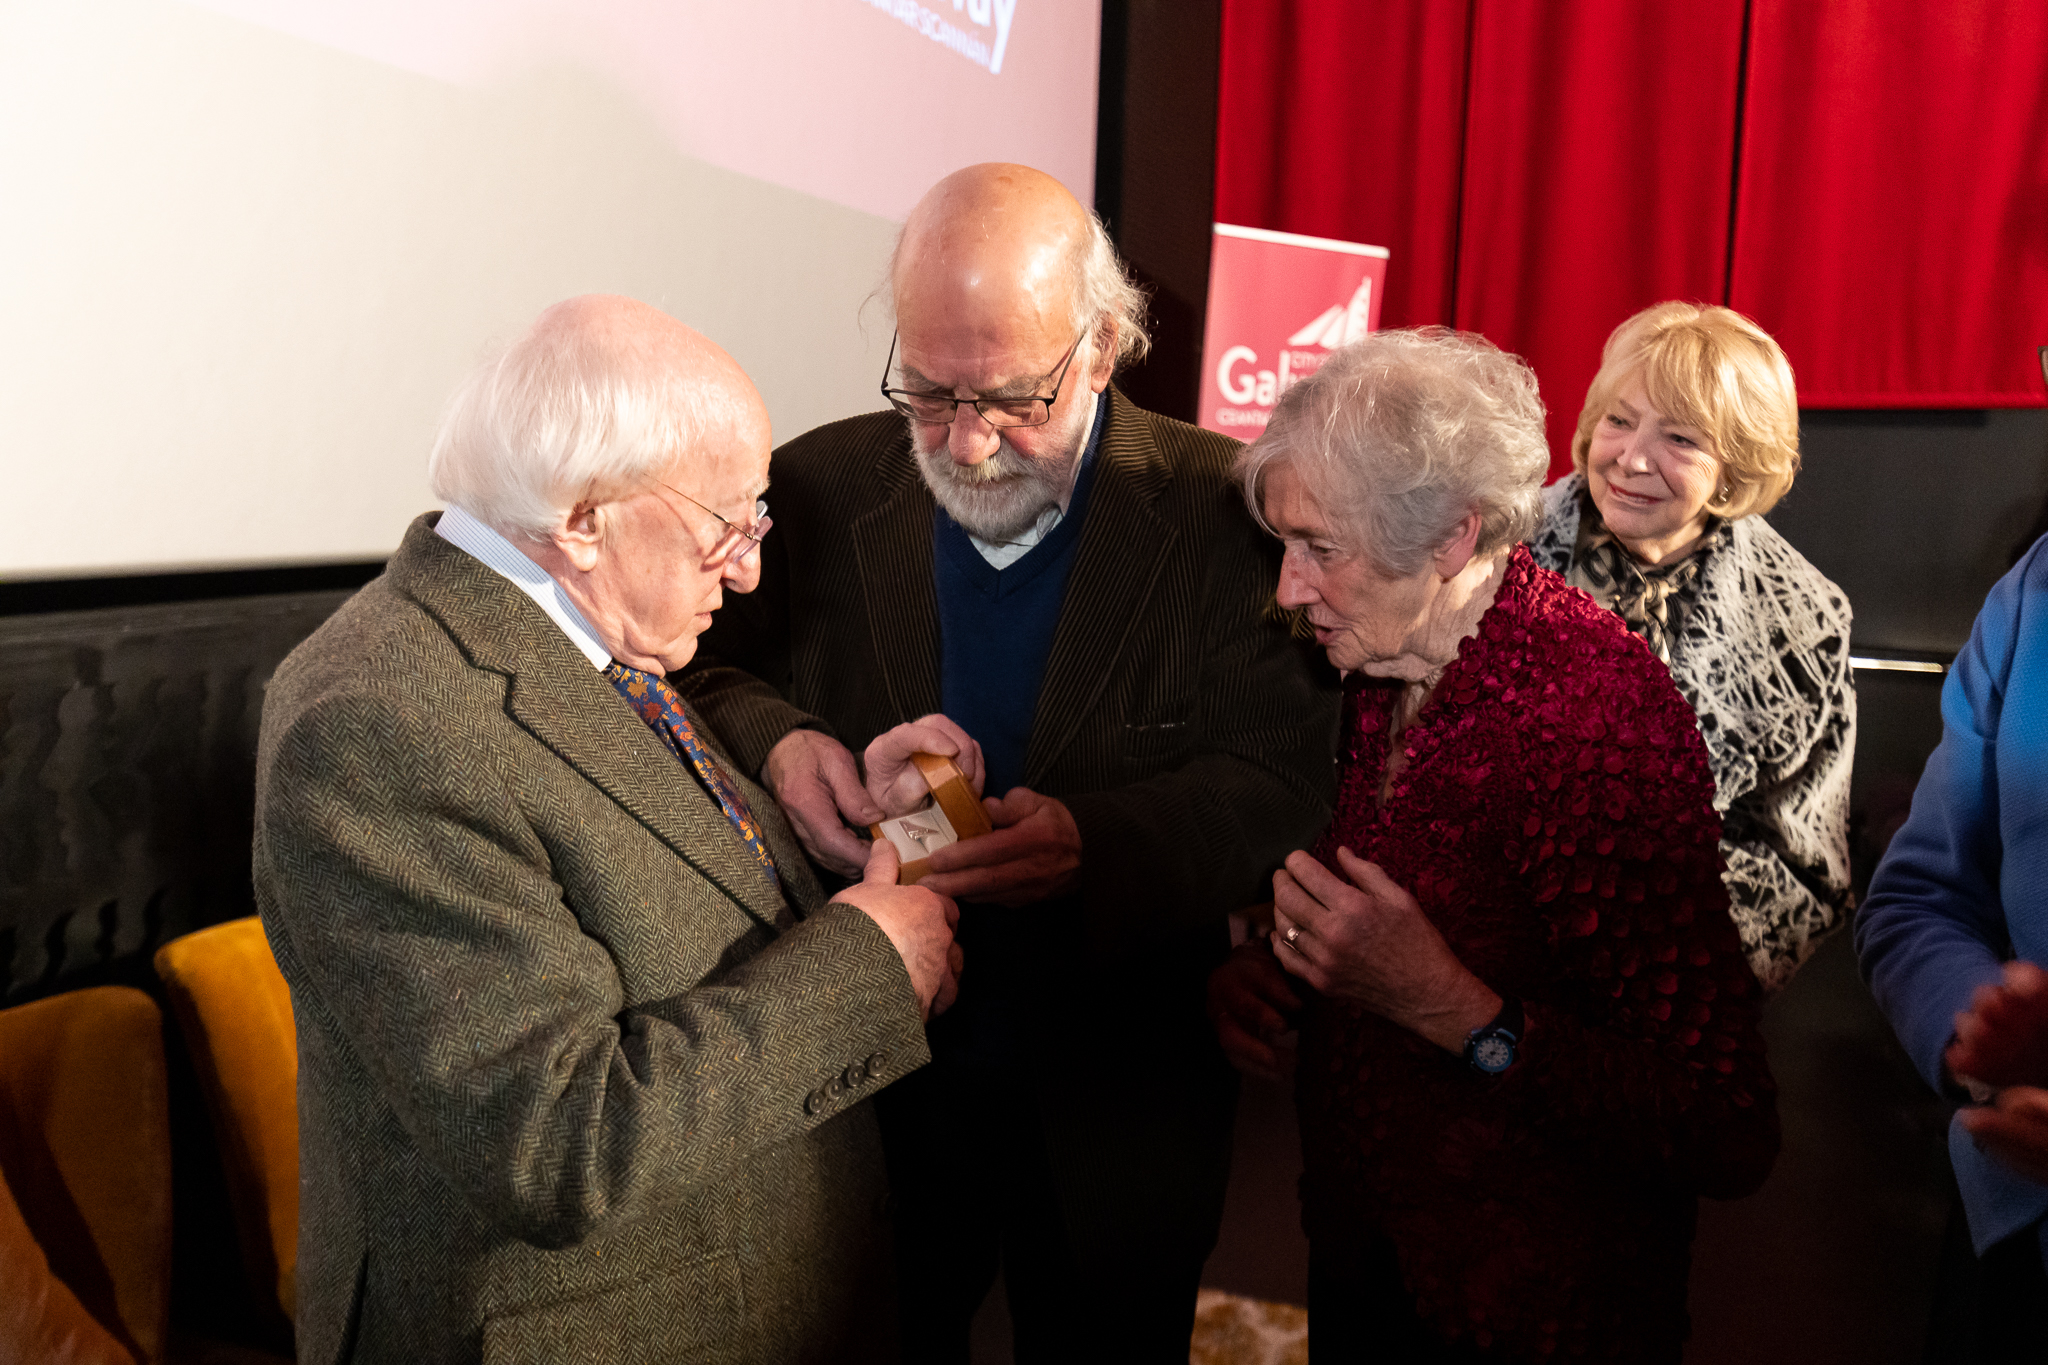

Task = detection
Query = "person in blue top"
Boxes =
[1859,532,2048,1357]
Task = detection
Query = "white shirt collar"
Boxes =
[434,505,612,670]
[966,388,1102,570]
[969,504,1065,570]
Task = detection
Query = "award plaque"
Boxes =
[868,752,993,885]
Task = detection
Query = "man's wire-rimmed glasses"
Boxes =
[657,482,772,568]
[879,330,1086,428]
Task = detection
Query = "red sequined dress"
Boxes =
[1297,546,1780,1361]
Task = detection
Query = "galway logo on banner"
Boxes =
[1198,224,1390,435]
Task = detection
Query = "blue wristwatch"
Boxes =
[1464,997,1524,1075]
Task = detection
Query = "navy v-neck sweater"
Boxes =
[933,400,1107,798]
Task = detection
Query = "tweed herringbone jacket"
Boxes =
[253,517,929,1365]
[680,387,1340,1264]
[1531,474,1857,993]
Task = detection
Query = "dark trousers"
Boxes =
[878,1061,1207,1364]
[1308,1239,1489,1364]
[1924,1203,2048,1364]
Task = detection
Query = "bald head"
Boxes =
[429,294,769,536]
[527,294,768,465]
[889,164,1148,374]
[894,164,1094,348]
[530,295,745,385]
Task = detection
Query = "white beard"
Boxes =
[907,392,1096,542]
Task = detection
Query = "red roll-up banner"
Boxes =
[1198,224,1389,438]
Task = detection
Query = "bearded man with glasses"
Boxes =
[680,164,1340,1361]
[254,296,962,1364]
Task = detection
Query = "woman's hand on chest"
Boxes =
[1270,846,1502,1053]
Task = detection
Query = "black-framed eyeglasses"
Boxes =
[656,482,772,567]
[879,330,1086,428]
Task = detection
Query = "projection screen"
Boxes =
[0,0,1100,577]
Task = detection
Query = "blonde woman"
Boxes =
[1530,302,1856,993]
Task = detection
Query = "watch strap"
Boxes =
[1464,996,1524,1075]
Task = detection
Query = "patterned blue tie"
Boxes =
[605,664,780,888]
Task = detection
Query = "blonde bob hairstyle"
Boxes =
[1235,328,1549,578]
[1572,302,1801,521]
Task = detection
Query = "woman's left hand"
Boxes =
[1272,846,1502,1053]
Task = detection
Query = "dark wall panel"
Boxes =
[1097,0,1224,424]
[1768,409,2048,657]
[0,591,352,1003]
[1765,408,2048,888]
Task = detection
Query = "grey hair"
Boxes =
[1235,328,1549,577]
[879,207,1152,369]
[426,318,747,538]
[1068,210,1151,367]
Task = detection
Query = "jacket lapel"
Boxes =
[501,672,792,933]
[849,431,944,725]
[1024,388,1176,784]
[391,518,789,935]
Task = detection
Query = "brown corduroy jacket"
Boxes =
[680,387,1341,1265]
[254,517,929,1365]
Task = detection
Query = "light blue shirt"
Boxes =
[434,505,611,670]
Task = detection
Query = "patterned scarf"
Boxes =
[605,664,780,888]
[1563,487,1725,663]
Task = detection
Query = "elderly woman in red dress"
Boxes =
[1208,329,1779,1362]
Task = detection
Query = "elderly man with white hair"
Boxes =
[680,165,1339,1360]
[254,295,960,1365]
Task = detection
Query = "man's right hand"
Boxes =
[1207,940,1304,1083]
[762,729,882,879]
[833,839,963,1020]
[864,714,985,817]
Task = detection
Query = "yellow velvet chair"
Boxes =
[0,985,175,1364]
[153,920,298,1330]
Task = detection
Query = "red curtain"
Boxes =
[1455,1,1746,476]
[1730,1,2048,407]
[1215,0,2048,474]
[1214,0,1474,330]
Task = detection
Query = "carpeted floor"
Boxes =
[1189,1290,1308,1365]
